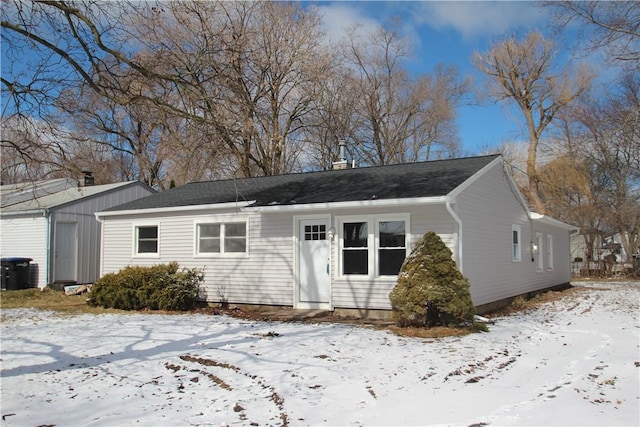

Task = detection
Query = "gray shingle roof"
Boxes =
[105,155,500,212]
[1,179,150,214]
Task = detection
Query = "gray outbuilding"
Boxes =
[1,176,154,288]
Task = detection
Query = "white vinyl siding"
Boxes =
[101,210,294,306]
[0,216,48,288]
[455,161,573,306]
[331,205,453,310]
[101,204,456,311]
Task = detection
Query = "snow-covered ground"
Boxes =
[1,281,638,427]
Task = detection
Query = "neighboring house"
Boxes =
[96,155,577,316]
[0,176,155,288]
[571,232,639,277]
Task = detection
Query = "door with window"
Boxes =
[54,222,77,283]
[298,219,331,307]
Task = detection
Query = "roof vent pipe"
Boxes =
[338,139,347,161]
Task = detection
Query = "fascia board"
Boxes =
[530,212,579,232]
[96,200,255,219]
[0,209,46,218]
[249,196,448,213]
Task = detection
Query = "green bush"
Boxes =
[88,262,204,311]
[389,231,475,327]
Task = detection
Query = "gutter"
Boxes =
[252,196,448,213]
[445,195,463,272]
[0,208,47,218]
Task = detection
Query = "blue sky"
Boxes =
[2,1,612,157]
[313,1,584,155]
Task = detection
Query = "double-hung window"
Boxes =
[196,221,247,255]
[512,224,521,262]
[546,234,554,271]
[378,220,407,275]
[535,232,544,271]
[340,215,409,277]
[135,225,158,256]
[343,222,369,274]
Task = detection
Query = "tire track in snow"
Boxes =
[166,354,289,426]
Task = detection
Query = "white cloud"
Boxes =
[414,1,548,39]
[314,3,381,44]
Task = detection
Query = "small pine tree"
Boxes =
[389,231,475,327]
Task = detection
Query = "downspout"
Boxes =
[95,213,104,279]
[445,196,463,272]
[45,208,52,288]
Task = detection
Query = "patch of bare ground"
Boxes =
[388,325,476,339]
[486,286,592,318]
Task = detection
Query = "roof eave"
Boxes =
[0,208,47,218]
[530,212,578,232]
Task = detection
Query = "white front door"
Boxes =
[298,219,331,307]
[54,222,77,283]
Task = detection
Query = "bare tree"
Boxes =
[575,74,640,262]
[1,0,152,183]
[537,152,603,263]
[0,115,76,184]
[54,65,187,190]
[339,21,467,166]
[406,64,467,161]
[473,31,593,213]
[540,73,639,264]
[545,1,640,70]
[129,1,331,177]
[2,1,332,182]
[302,65,357,170]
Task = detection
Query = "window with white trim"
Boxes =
[196,222,247,254]
[535,232,544,271]
[343,221,369,274]
[378,220,407,276]
[512,225,521,262]
[135,225,158,255]
[546,234,554,271]
[340,215,409,277]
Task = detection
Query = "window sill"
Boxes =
[194,253,249,258]
[133,253,160,259]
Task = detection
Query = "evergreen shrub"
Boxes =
[389,231,475,327]
[88,262,204,311]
